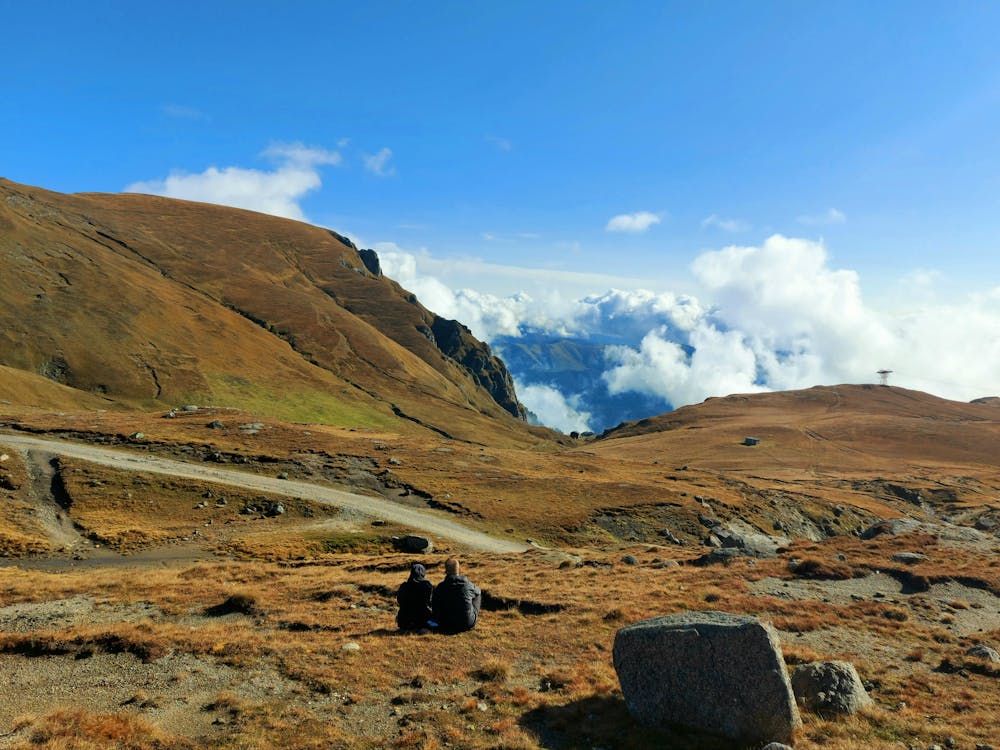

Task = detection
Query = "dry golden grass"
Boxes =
[0,444,52,556]
[1,383,999,748]
[1,535,998,749]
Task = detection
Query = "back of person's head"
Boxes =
[409,562,426,580]
[445,556,460,576]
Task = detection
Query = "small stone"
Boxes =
[892,552,926,565]
[182,405,199,412]
[621,555,639,565]
[476,701,488,712]
[207,420,224,429]
[342,642,361,652]
[129,432,144,440]
[761,744,793,750]
[965,644,1000,662]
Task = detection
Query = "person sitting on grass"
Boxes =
[396,562,433,631]
[431,556,482,634]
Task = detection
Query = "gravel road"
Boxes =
[0,432,529,554]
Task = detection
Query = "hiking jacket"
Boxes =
[432,574,482,633]
[396,576,433,630]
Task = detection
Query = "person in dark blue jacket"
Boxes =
[396,562,433,631]
[431,556,482,633]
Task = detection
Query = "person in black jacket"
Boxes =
[431,556,482,633]
[396,562,433,631]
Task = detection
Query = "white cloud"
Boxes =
[702,214,750,232]
[604,323,766,407]
[515,380,592,434]
[124,141,342,222]
[261,142,342,167]
[797,207,846,226]
[376,238,1000,429]
[605,211,663,233]
[364,147,395,177]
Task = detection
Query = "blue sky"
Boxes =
[5,2,1000,422]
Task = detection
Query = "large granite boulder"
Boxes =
[791,661,873,715]
[613,611,801,745]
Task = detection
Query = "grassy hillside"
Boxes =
[0,179,540,445]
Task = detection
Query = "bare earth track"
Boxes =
[0,432,528,555]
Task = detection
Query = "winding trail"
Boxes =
[0,432,529,554]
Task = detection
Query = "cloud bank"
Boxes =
[378,235,1000,431]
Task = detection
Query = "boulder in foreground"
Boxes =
[613,611,801,745]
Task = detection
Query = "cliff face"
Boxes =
[0,178,528,441]
[430,316,526,420]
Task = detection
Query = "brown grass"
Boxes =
[1,542,997,749]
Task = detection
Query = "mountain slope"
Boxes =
[593,383,1000,473]
[0,179,535,443]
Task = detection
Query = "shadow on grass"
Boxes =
[520,694,737,750]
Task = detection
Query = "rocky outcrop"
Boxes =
[358,248,381,276]
[791,661,873,715]
[613,611,801,745]
[430,316,526,420]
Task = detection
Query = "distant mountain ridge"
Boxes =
[0,179,535,443]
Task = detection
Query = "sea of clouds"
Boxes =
[381,235,1000,433]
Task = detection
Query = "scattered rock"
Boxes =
[892,552,926,565]
[182,405,199,412]
[860,518,922,539]
[974,515,997,531]
[129,432,144,440]
[621,555,638,565]
[265,502,285,517]
[659,528,684,545]
[791,661,873,716]
[342,642,361,652]
[965,644,1000,662]
[713,524,786,558]
[206,420,224,429]
[613,611,800,745]
[392,535,433,554]
[761,744,793,750]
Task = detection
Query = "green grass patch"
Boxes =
[201,375,402,429]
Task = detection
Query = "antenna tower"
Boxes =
[877,369,893,386]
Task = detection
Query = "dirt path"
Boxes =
[22,449,115,555]
[0,433,529,554]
